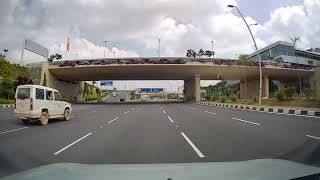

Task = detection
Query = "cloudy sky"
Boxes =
[1,0,319,91]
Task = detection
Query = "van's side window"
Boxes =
[46,90,53,100]
[36,88,44,100]
[54,91,63,101]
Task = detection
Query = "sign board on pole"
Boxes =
[100,81,113,90]
[24,39,49,58]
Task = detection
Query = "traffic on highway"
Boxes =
[1,0,320,179]
[1,100,320,179]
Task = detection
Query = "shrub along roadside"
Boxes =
[274,90,285,101]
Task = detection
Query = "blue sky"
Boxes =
[239,0,304,22]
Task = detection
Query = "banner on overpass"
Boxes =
[137,88,166,93]
[100,81,113,90]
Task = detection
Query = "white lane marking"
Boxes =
[204,111,216,115]
[160,106,163,110]
[306,135,320,140]
[0,127,28,135]
[123,111,130,115]
[232,118,261,126]
[190,107,198,110]
[99,125,103,128]
[71,116,76,118]
[162,110,166,114]
[180,132,205,158]
[54,132,93,155]
[131,108,135,110]
[167,116,174,123]
[108,117,119,124]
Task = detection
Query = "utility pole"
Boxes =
[58,44,61,54]
[211,40,214,60]
[158,38,161,58]
[104,40,107,59]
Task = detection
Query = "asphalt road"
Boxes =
[103,91,128,103]
[0,103,320,177]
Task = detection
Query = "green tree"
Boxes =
[197,49,205,58]
[186,49,196,58]
[48,53,63,63]
[237,54,252,66]
[1,78,14,99]
[204,50,213,58]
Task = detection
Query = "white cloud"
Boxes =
[261,0,320,48]
[1,0,320,91]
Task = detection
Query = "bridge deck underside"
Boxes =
[48,64,314,81]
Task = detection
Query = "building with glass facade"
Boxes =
[247,41,320,67]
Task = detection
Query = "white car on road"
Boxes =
[14,85,72,126]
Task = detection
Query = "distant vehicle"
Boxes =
[120,98,125,102]
[59,61,76,67]
[112,92,117,97]
[14,85,72,126]
[77,60,90,65]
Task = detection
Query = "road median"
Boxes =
[197,101,320,118]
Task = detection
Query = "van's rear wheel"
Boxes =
[39,111,49,126]
[64,109,71,121]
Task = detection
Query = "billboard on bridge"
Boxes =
[137,88,166,93]
[100,81,113,90]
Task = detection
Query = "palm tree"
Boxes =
[204,50,212,58]
[289,36,300,47]
[186,49,196,58]
[197,49,205,58]
[289,36,302,95]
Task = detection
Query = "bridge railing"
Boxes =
[50,58,314,70]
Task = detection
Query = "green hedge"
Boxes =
[85,94,98,101]
[0,98,14,104]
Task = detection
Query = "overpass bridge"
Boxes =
[40,58,319,102]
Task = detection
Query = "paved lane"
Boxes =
[168,103,320,165]
[55,104,199,163]
[0,103,320,178]
[103,91,128,102]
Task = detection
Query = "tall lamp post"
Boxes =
[157,38,161,58]
[228,5,262,105]
[211,40,214,60]
[104,40,107,59]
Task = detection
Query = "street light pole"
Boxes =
[158,38,161,58]
[104,40,107,59]
[228,5,262,105]
[211,40,214,60]
[58,44,61,54]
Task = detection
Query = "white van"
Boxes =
[14,85,72,126]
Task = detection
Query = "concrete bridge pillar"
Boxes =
[184,74,200,102]
[310,67,320,96]
[240,77,269,99]
[194,74,200,102]
[262,76,269,99]
[41,63,84,102]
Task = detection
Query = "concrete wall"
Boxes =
[183,74,200,102]
[41,63,84,102]
[240,77,269,99]
[309,67,320,96]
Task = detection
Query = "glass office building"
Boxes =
[247,41,320,67]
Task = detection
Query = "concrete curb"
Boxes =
[0,104,14,108]
[197,101,320,118]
